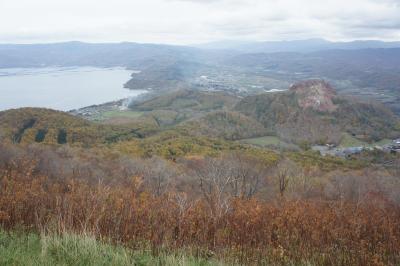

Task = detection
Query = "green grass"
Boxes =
[240,136,281,145]
[240,136,299,150]
[100,110,144,120]
[374,138,393,146]
[339,133,392,148]
[339,133,367,147]
[0,230,222,266]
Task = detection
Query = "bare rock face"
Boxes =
[290,80,337,112]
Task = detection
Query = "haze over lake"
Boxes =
[0,67,145,111]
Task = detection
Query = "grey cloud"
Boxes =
[0,0,399,44]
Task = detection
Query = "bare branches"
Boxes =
[186,153,270,217]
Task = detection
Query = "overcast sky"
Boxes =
[0,0,399,44]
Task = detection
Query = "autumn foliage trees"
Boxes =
[0,143,400,265]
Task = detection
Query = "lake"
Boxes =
[0,67,145,111]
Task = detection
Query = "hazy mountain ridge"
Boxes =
[0,42,201,68]
[197,38,400,53]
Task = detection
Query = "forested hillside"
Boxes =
[0,108,140,146]
[235,80,400,144]
[1,79,400,265]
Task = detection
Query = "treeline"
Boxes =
[1,143,400,265]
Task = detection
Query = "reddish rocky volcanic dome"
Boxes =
[290,80,337,112]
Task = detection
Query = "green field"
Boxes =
[91,110,144,122]
[240,136,299,150]
[0,230,221,266]
[339,133,392,148]
[100,110,144,119]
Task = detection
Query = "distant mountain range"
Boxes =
[0,42,202,69]
[196,38,400,53]
[1,40,400,115]
[2,39,400,69]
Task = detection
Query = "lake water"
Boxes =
[0,67,145,111]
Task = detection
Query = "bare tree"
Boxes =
[186,154,270,217]
[274,159,298,197]
[194,157,233,217]
[224,153,268,199]
[141,156,176,196]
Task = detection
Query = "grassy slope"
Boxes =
[339,133,392,148]
[240,136,300,150]
[95,110,144,120]
[0,231,221,266]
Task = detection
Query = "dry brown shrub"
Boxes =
[0,157,399,265]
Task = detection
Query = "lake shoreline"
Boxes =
[0,66,143,111]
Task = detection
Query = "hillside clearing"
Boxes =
[240,136,299,150]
